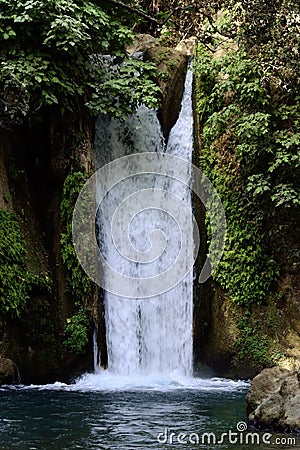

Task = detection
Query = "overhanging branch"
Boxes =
[103,0,161,24]
[102,0,237,39]
[103,0,195,27]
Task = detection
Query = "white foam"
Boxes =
[19,373,249,393]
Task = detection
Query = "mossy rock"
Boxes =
[0,357,16,385]
[145,46,187,140]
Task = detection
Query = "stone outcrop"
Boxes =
[193,284,242,377]
[127,35,188,140]
[146,46,187,140]
[175,37,197,56]
[126,33,159,54]
[246,366,300,433]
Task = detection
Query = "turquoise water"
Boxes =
[0,375,298,449]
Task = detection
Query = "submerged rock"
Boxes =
[246,366,300,433]
[0,357,16,385]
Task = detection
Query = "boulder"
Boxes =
[246,366,300,433]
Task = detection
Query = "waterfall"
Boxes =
[94,69,194,377]
[93,325,100,373]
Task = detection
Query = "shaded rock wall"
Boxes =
[0,357,17,385]
[0,113,96,384]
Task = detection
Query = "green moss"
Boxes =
[60,169,93,354]
[193,47,291,307]
[60,170,92,300]
[166,59,176,70]
[233,307,284,370]
[157,49,171,63]
[0,209,52,316]
[158,70,170,81]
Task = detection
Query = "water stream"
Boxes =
[94,69,194,377]
[2,383,296,450]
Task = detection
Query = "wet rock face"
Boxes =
[246,366,300,433]
[0,357,16,385]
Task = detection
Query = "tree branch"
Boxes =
[201,11,236,39]
[103,0,195,27]
[102,0,237,39]
[103,0,161,24]
[160,6,195,26]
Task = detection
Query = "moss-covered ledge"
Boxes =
[127,34,188,141]
[145,46,187,140]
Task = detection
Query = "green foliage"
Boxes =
[234,310,284,370]
[63,307,89,355]
[166,59,176,70]
[193,46,300,305]
[3,194,9,204]
[157,49,172,63]
[235,327,271,370]
[0,0,160,125]
[196,48,300,211]
[0,209,52,315]
[87,57,161,119]
[60,171,87,224]
[157,70,170,81]
[198,0,300,90]
[60,171,92,300]
[235,321,275,370]
[239,0,300,90]
[60,169,93,355]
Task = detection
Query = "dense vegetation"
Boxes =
[0,0,160,127]
[0,0,299,367]
[193,1,299,368]
[60,169,92,355]
[194,48,299,306]
[0,0,161,351]
[0,209,51,316]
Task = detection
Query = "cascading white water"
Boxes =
[94,69,194,377]
[93,326,100,374]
